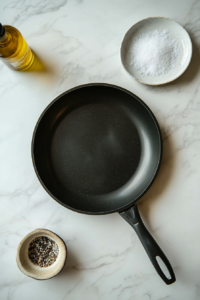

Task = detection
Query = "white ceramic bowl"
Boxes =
[16,229,67,280]
[121,17,192,85]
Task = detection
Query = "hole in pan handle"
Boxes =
[120,205,176,285]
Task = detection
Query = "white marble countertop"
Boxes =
[0,0,200,299]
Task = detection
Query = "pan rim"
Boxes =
[31,83,163,215]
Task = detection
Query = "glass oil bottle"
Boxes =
[0,23,34,71]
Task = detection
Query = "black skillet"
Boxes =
[32,84,176,284]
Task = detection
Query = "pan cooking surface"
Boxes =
[32,84,162,214]
[51,102,141,195]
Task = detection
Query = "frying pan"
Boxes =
[32,84,176,285]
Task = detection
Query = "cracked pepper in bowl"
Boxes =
[28,236,59,267]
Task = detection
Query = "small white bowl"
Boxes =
[16,229,67,280]
[120,17,192,85]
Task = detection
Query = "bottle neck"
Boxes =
[0,31,11,47]
[0,31,7,42]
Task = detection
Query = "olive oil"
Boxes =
[0,23,34,71]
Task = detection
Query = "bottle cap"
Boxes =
[0,23,5,37]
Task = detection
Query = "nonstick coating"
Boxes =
[32,84,162,214]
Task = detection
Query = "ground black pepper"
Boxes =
[28,236,59,267]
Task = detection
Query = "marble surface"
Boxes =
[0,0,200,299]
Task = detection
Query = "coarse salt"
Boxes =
[127,29,180,77]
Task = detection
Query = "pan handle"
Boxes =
[120,205,176,285]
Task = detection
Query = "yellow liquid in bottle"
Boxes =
[0,25,34,71]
